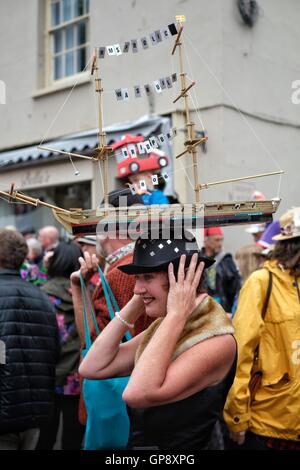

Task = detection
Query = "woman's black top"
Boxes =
[127,353,237,450]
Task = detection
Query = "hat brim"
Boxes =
[272,233,300,241]
[77,240,97,246]
[118,253,215,275]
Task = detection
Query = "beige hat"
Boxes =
[76,235,97,246]
[272,207,300,241]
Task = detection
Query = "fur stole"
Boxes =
[135,296,234,364]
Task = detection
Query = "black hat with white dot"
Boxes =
[118,229,215,275]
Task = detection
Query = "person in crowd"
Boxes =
[75,235,97,259]
[201,227,241,313]
[20,238,48,287]
[36,241,84,450]
[224,207,300,450]
[235,245,265,284]
[245,224,266,243]
[0,229,60,450]
[20,226,36,240]
[71,188,154,426]
[72,188,151,343]
[74,235,103,289]
[79,229,236,450]
[251,190,266,201]
[38,225,59,252]
[256,220,281,253]
[26,237,44,266]
[230,244,266,317]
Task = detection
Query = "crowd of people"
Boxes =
[0,197,299,450]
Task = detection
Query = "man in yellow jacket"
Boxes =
[224,207,300,450]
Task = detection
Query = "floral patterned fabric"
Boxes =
[20,261,48,287]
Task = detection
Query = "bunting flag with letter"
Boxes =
[114,73,181,101]
[97,22,178,59]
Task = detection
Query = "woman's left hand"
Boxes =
[167,253,206,320]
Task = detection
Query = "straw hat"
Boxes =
[272,207,300,241]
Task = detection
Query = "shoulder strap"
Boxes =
[80,269,132,346]
[80,273,101,348]
[98,267,132,342]
[261,269,273,320]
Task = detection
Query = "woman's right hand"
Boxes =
[124,294,146,323]
[70,251,99,286]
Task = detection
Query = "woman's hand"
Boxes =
[167,253,205,320]
[70,251,99,286]
[127,294,145,313]
[122,294,146,324]
[43,250,54,269]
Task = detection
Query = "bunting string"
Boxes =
[114,73,178,101]
[97,23,178,59]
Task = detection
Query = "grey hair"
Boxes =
[27,237,42,256]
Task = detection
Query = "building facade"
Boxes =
[0,0,299,249]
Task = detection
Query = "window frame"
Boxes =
[46,0,90,84]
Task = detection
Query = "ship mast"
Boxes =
[91,48,112,209]
[172,21,206,205]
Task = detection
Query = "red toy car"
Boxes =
[112,134,169,179]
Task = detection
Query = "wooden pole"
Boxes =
[173,81,196,104]
[38,146,94,161]
[198,170,284,189]
[175,136,208,159]
[0,189,71,214]
[175,27,200,203]
[94,49,109,208]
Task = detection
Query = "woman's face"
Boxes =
[134,271,169,317]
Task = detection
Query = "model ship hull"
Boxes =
[53,199,281,236]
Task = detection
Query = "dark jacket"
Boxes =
[202,250,241,312]
[0,269,60,434]
[42,277,81,390]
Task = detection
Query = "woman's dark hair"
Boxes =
[271,237,300,277]
[197,270,207,295]
[47,241,82,278]
[0,229,28,270]
[170,261,207,295]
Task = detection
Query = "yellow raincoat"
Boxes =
[224,260,300,440]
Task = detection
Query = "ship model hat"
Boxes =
[118,229,215,275]
[272,207,300,241]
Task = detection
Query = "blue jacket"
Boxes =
[142,190,169,205]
